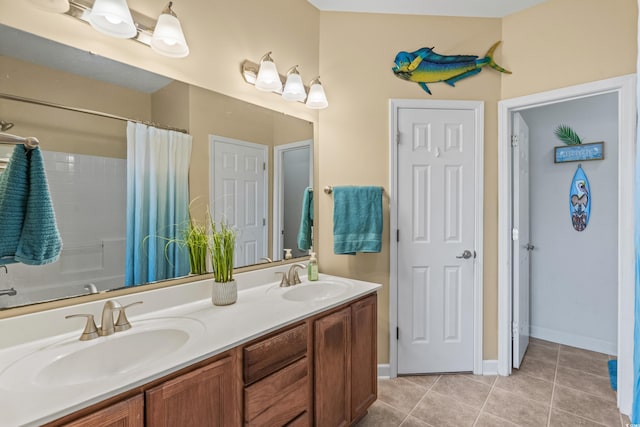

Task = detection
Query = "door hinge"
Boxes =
[263,162,266,171]
[512,228,519,240]
[396,327,399,340]
[512,321,519,337]
[396,229,399,242]
[262,218,266,226]
[511,134,518,147]
[396,131,400,144]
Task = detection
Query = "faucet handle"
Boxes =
[65,314,100,341]
[276,271,290,287]
[114,301,143,332]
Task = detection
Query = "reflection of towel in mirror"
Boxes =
[297,187,313,251]
[0,145,62,265]
[333,186,383,255]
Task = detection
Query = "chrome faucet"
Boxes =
[0,287,17,296]
[99,300,122,336]
[65,300,143,341]
[288,264,306,286]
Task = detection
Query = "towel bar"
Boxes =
[323,185,385,195]
[0,132,39,150]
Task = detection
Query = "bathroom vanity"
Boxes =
[0,268,380,426]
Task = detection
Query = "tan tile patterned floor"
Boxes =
[357,338,631,427]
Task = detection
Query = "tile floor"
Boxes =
[357,338,631,427]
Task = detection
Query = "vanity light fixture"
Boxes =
[305,77,329,109]
[88,0,136,39]
[282,66,307,102]
[255,52,282,92]
[28,0,70,13]
[241,54,328,109]
[26,0,190,58]
[151,2,189,58]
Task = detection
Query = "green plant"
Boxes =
[182,209,209,275]
[209,215,236,283]
[554,124,583,145]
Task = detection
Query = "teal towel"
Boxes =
[0,145,62,265]
[297,187,313,251]
[333,186,383,255]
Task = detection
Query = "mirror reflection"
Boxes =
[0,25,314,309]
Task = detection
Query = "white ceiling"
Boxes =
[307,0,549,18]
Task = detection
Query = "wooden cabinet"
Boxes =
[242,322,310,426]
[62,395,143,427]
[146,353,240,427]
[314,294,377,426]
[51,292,377,427]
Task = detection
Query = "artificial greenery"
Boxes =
[209,216,235,283]
[183,208,209,275]
[554,124,583,145]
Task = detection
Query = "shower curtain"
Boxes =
[125,122,192,286]
[634,2,640,421]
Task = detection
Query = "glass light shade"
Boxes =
[88,0,137,39]
[255,59,282,92]
[28,0,69,13]
[282,73,306,101]
[151,13,189,58]
[305,82,328,109]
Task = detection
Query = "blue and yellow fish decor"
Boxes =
[391,41,511,94]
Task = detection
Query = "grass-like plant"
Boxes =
[183,209,209,275]
[209,215,236,283]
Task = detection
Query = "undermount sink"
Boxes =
[282,280,351,302]
[0,317,205,390]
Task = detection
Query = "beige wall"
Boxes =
[1,0,637,363]
[1,56,149,158]
[502,0,637,98]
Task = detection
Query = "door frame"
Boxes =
[389,99,485,377]
[497,74,635,414]
[272,139,314,261]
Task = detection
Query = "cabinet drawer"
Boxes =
[243,323,307,384]
[244,357,309,426]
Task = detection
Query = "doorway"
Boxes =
[273,139,313,261]
[389,99,484,377]
[497,75,635,415]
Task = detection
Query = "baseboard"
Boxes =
[530,326,616,355]
[482,360,498,375]
[377,364,390,378]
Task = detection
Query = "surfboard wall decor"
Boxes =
[570,164,590,232]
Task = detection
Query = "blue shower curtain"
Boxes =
[634,3,640,420]
[125,122,192,286]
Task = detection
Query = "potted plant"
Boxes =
[209,216,237,306]
[182,209,209,276]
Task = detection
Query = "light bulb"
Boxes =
[255,53,282,92]
[306,78,328,109]
[89,0,137,39]
[282,67,306,102]
[151,6,189,58]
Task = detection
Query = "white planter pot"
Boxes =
[212,280,237,306]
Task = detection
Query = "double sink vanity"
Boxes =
[0,265,381,426]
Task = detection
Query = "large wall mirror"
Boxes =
[0,24,314,310]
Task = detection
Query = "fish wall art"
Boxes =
[391,41,511,94]
[570,164,591,232]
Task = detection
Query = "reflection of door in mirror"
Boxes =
[273,140,313,261]
[210,136,268,268]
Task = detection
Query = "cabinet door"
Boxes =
[314,307,351,427]
[146,354,240,427]
[63,395,143,427]
[351,294,377,421]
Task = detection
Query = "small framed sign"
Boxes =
[554,141,604,163]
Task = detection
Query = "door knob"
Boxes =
[525,243,535,251]
[456,250,473,259]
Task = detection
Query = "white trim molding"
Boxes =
[482,360,498,376]
[389,99,484,377]
[377,364,391,378]
[497,74,635,415]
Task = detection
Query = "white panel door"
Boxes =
[211,137,267,268]
[397,107,476,374]
[512,112,530,369]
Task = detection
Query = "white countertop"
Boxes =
[0,268,381,427]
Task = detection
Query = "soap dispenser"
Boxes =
[307,252,319,281]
